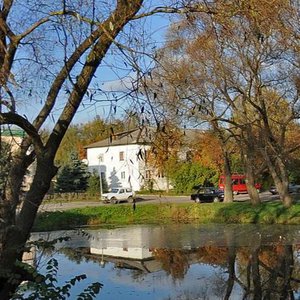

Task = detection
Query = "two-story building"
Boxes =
[85,127,169,192]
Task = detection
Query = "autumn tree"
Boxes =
[145,122,185,191]
[55,117,126,165]
[0,0,219,296]
[149,0,300,206]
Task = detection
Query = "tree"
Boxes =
[170,161,218,193]
[146,122,184,192]
[55,117,126,165]
[1,1,219,295]
[0,1,146,297]
[55,153,89,193]
[149,0,300,206]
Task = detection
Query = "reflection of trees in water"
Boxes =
[196,246,228,266]
[235,244,300,299]
[59,247,89,264]
[163,287,210,300]
[153,243,300,299]
[35,236,300,299]
[153,249,189,280]
[196,243,300,299]
[114,266,147,283]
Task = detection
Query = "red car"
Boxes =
[219,174,261,195]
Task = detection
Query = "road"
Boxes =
[38,191,280,212]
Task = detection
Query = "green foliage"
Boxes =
[169,162,218,193]
[86,171,108,196]
[86,172,100,196]
[12,258,102,299]
[55,153,89,193]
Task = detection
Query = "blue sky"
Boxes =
[18,5,173,128]
[72,10,173,124]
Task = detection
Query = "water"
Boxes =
[28,224,300,299]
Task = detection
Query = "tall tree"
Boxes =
[149,0,300,206]
[0,0,218,296]
[0,1,144,297]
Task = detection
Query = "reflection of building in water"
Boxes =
[91,246,152,260]
[89,226,158,260]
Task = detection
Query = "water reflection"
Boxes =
[30,224,300,299]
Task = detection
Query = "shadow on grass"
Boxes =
[33,211,91,231]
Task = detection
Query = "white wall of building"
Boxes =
[87,144,149,191]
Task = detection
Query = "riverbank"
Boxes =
[33,201,300,231]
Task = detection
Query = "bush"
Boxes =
[169,162,218,193]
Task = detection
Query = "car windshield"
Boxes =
[198,188,214,194]
[110,188,119,193]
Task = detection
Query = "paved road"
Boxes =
[38,191,280,212]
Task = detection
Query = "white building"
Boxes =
[85,127,169,192]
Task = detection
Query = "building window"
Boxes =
[186,151,192,162]
[119,151,124,161]
[121,171,125,179]
[158,171,165,178]
[145,170,151,179]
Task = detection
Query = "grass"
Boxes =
[32,201,300,232]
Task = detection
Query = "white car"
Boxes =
[101,187,135,204]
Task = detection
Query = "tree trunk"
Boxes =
[223,150,233,203]
[245,167,261,206]
[241,126,261,205]
[263,150,292,207]
[0,155,58,299]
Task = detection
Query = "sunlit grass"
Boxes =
[33,201,300,232]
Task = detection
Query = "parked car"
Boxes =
[219,174,262,195]
[101,187,135,204]
[269,183,300,195]
[191,187,224,203]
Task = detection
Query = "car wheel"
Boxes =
[213,197,220,203]
[195,197,201,203]
[127,196,134,203]
[110,197,117,204]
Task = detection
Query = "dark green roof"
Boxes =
[1,129,25,138]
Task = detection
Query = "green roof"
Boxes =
[1,129,25,138]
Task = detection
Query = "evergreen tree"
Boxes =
[87,171,108,196]
[55,153,89,193]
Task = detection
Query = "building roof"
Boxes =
[84,127,154,149]
[1,129,25,138]
[85,126,205,149]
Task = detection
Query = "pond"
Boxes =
[27,224,300,299]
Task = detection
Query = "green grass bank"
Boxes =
[33,201,300,232]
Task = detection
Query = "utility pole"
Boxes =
[98,156,103,196]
